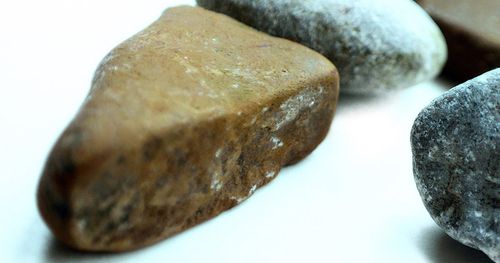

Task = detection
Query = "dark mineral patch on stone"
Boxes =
[142,136,164,161]
[411,68,500,262]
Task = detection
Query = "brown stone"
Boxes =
[37,6,339,252]
[417,0,500,81]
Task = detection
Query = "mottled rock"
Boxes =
[417,0,500,82]
[411,69,500,262]
[37,6,339,252]
[197,0,447,93]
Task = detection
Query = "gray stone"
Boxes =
[411,68,500,262]
[197,0,447,93]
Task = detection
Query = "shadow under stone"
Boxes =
[43,237,124,263]
[335,91,387,111]
[419,226,493,263]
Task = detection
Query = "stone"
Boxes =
[37,6,339,252]
[197,0,447,93]
[416,0,500,82]
[411,69,500,262]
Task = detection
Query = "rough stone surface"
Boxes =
[37,6,339,252]
[417,0,500,82]
[197,0,447,93]
[411,69,500,262]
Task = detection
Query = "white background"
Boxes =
[0,1,493,262]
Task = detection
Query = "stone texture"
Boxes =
[411,69,500,262]
[37,6,339,252]
[197,0,447,93]
[416,0,500,82]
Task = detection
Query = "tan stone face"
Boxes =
[37,6,338,252]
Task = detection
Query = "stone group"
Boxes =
[36,0,499,261]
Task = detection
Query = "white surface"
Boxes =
[0,1,493,262]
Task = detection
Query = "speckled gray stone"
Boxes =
[197,0,447,93]
[411,68,500,262]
